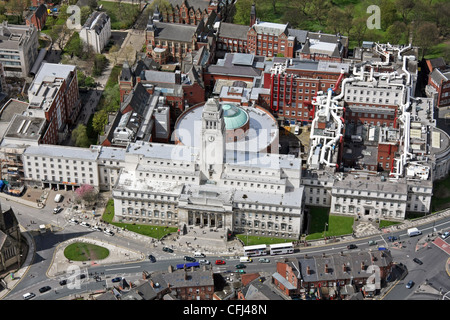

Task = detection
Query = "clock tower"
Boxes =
[200,98,225,181]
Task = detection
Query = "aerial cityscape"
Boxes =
[0,0,449,307]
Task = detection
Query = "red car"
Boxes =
[215,260,226,265]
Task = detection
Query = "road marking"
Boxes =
[105,266,141,272]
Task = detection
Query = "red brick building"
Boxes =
[427,64,450,108]
[153,0,220,25]
[273,251,394,299]
[263,58,350,125]
[25,4,48,31]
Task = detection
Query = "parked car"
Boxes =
[184,256,196,262]
[111,277,122,283]
[235,269,246,274]
[69,218,79,224]
[235,264,246,269]
[80,222,90,228]
[347,244,357,250]
[59,279,67,286]
[442,231,450,240]
[258,258,270,263]
[91,226,102,232]
[53,206,63,214]
[103,230,114,236]
[388,236,398,242]
[199,259,210,265]
[413,258,423,265]
[39,286,51,293]
[163,247,174,253]
[148,255,156,263]
[368,240,377,246]
[406,280,414,289]
[215,260,226,265]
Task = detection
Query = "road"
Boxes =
[2,194,450,300]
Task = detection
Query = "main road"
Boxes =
[2,196,450,300]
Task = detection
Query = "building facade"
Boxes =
[79,11,111,54]
[0,22,39,77]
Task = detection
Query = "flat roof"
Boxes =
[24,144,99,160]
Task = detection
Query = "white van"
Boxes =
[407,227,422,237]
[54,193,62,203]
[294,126,300,135]
[23,292,35,300]
[194,252,205,258]
[239,256,253,263]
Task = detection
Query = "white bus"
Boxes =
[269,243,294,255]
[243,244,268,257]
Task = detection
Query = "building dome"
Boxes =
[222,104,249,130]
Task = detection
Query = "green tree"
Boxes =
[64,32,83,57]
[71,124,91,148]
[232,0,252,25]
[384,21,408,45]
[413,21,439,59]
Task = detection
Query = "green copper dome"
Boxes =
[222,104,249,130]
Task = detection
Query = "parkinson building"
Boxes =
[112,98,305,240]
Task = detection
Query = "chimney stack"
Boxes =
[324,264,328,274]
[361,261,365,271]
[342,264,347,273]
[306,266,311,275]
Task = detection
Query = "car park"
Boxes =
[39,286,51,293]
[215,260,226,265]
[111,277,122,283]
[442,231,450,240]
[413,258,423,265]
[23,292,35,300]
[406,280,414,289]
[184,256,196,262]
[235,264,246,269]
[163,247,174,253]
[347,244,357,250]
[148,255,156,262]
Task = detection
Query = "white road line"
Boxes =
[105,266,141,272]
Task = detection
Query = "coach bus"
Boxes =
[176,262,200,269]
[243,244,268,257]
[269,242,294,255]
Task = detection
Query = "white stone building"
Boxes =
[79,11,111,54]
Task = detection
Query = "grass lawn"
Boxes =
[64,242,110,261]
[98,1,140,29]
[306,207,354,240]
[101,199,178,239]
[378,220,401,228]
[236,234,295,246]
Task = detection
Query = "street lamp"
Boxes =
[323,222,328,239]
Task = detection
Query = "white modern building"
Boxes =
[0,22,39,77]
[79,11,111,54]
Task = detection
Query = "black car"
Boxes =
[148,254,156,262]
[39,286,51,293]
[59,279,67,286]
[347,244,357,250]
[184,256,196,262]
[111,277,122,283]
[413,258,423,265]
[163,247,174,253]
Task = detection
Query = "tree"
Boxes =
[232,0,252,25]
[75,184,98,206]
[395,0,415,24]
[413,21,439,59]
[351,17,368,48]
[385,21,408,45]
[71,124,91,148]
[92,109,109,135]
